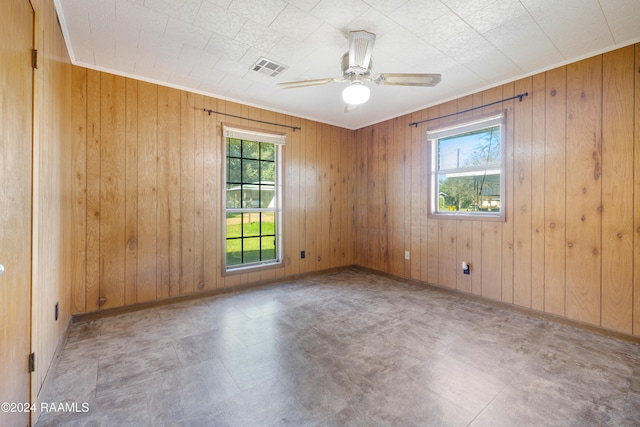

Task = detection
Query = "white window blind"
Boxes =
[223,125,286,145]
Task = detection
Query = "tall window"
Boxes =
[427,112,506,220]
[223,125,284,273]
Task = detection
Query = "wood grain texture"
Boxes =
[71,66,87,313]
[71,72,356,312]
[530,73,546,312]
[544,66,567,317]
[85,69,101,312]
[68,44,640,339]
[99,74,126,309]
[438,220,457,289]
[513,78,533,308]
[0,1,33,424]
[136,82,158,302]
[32,3,73,423]
[409,110,423,281]
[601,46,634,333]
[635,44,640,336]
[353,43,638,337]
[124,78,138,305]
[498,83,514,305]
[565,56,602,326]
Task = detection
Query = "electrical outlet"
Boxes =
[404,251,410,260]
[300,250,305,259]
[55,302,59,321]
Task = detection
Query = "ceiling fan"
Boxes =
[277,30,441,107]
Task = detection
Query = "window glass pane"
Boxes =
[226,213,242,238]
[226,239,242,266]
[259,184,275,208]
[226,184,241,208]
[227,158,241,183]
[261,236,276,261]
[261,212,275,235]
[261,143,275,161]
[227,138,241,157]
[242,159,260,184]
[242,140,260,160]
[260,160,275,182]
[437,172,500,213]
[438,126,501,170]
[243,237,261,263]
[242,212,260,237]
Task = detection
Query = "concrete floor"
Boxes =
[37,269,640,426]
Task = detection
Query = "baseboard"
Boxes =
[72,263,639,345]
[72,265,356,323]
[353,265,640,345]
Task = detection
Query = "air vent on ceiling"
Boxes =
[251,57,287,77]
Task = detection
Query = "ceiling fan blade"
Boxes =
[277,77,337,89]
[348,30,376,72]
[373,73,442,87]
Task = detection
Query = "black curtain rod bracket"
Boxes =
[409,92,529,128]
[203,108,301,132]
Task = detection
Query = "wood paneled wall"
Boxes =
[355,43,640,337]
[70,42,640,338]
[70,69,355,313]
[31,0,72,412]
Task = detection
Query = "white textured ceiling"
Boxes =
[55,0,640,130]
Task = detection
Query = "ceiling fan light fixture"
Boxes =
[342,81,370,105]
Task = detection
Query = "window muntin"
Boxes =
[428,112,505,220]
[223,125,283,273]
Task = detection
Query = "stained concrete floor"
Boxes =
[37,269,640,426]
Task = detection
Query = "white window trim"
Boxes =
[427,111,507,221]
[222,123,285,275]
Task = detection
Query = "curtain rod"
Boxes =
[203,108,301,132]
[408,92,529,128]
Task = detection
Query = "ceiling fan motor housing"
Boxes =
[341,52,371,79]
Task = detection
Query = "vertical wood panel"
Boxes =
[99,74,126,309]
[194,95,206,289]
[544,66,567,316]
[601,46,634,333]
[513,78,533,308]
[1,2,34,420]
[71,66,87,313]
[329,126,343,269]
[500,83,514,304]
[319,124,331,269]
[136,82,158,302]
[85,69,101,312]
[410,111,423,281]
[530,73,546,312]
[124,79,138,305]
[389,117,405,276]
[156,87,180,298]
[480,87,503,300]
[31,2,73,417]
[634,44,640,336]
[378,122,389,272]
[180,92,196,293]
[305,120,318,273]
[439,221,457,288]
[202,100,218,290]
[565,56,602,326]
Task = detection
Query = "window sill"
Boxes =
[223,260,283,276]
[428,211,505,222]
